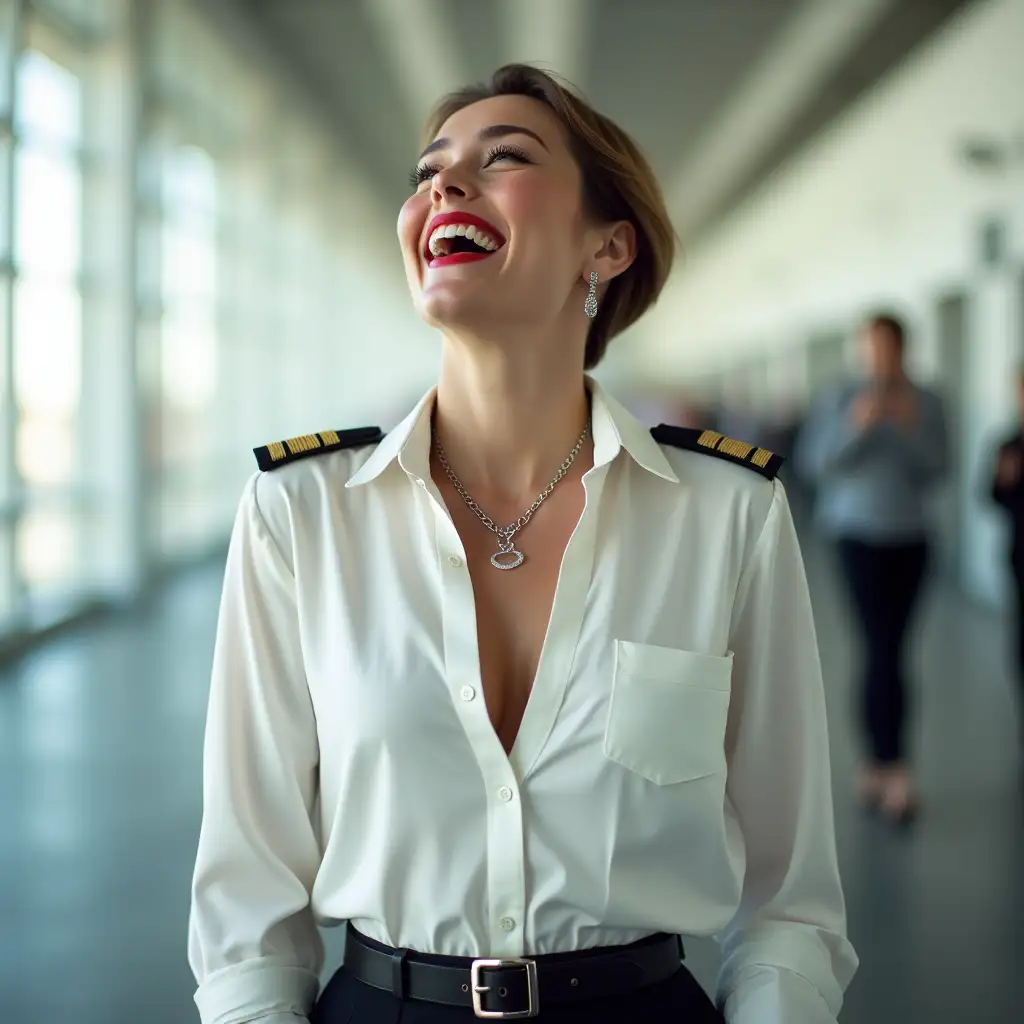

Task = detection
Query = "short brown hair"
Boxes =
[865,312,906,351]
[423,64,677,369]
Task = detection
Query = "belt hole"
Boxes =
[498,986,508,997]
[461,984,469,993]
[570,978,579,987]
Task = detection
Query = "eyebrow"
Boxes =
[417,124,550,162]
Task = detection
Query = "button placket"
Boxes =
[431,468,527,957]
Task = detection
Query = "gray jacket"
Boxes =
[795,379,948,541]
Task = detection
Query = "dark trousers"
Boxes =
[1010,557,1024,739]
[311,961,724,1024]
[837,537,929,764]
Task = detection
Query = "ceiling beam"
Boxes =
[504,0,592,90]
[361,0,470,129]
[667,0,894,242]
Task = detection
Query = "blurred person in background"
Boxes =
[797,314,948,824]
[188,64,856,1024]
[988,369,1024,754]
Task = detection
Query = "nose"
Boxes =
[431,165,471,202]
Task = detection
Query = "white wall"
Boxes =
[638,0,1024,366]
[633,0,1024,603]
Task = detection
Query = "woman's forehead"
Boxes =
[434,94,565,149]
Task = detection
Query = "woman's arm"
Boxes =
[714,481,858,1023]
[188,473,323,1024]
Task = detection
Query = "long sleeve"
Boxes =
[715,480,858,1023]
[794,387,874,482]
[188,473,323,1024]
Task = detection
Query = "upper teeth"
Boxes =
[428,223,501,257]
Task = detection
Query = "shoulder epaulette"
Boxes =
[650,425,784,481]
[253,426,384,472]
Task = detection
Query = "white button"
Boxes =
[416,478,426,488]
[498,786,513,802]
[447,555,463,568]
[460,686,476,702]
[499,917,516,932]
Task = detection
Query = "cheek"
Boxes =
[493,175,554,228]
[502,178,582,261]
[397,196,427,264]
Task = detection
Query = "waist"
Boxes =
[815,482,931,537]
[342,922,685,1018]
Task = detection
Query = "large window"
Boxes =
[156,142,220,556]
[0,0,412,642]
[13,47,84,617]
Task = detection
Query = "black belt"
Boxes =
[343,923,685,1019]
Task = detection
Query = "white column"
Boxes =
[963,266,1022,604]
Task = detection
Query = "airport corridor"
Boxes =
[0,534,1021,1024]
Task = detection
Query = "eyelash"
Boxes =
[407,144,533,189]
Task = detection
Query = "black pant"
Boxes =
[837,537,928,764]
[311,961,723,1024]
[1010,557,1024,740]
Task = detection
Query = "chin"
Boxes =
[416,282,500,331]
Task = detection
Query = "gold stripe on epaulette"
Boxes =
[751,447,773,468]
[285,433,322,455]
[697,430,723,450]
[718,437,754,459]
[267,441,287,462]
[319,430,340,446]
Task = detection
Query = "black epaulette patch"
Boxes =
[253,426,384,472]
[650,425,784,481]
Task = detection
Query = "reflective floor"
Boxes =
[0,537,1021,1023]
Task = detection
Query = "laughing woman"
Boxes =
[188,65,858,1024]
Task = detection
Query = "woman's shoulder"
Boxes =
[648,424,782,530]
[247,424,385,520]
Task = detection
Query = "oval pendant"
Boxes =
[491,548,525,570]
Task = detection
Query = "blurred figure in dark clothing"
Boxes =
[797,313,948,824]
[989,370,1024,749]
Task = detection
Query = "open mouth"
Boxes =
[423,213,506,268]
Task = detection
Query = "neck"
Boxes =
[872,368,906,388]
[432,327,593,507]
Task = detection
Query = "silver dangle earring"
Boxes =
[584,270,599,319]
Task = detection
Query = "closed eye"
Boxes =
[408,162,441,189]
[483,143,533,167]
[407,144,534,190]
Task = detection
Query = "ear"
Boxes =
[587,220,636,285]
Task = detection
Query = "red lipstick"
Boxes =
[423,211,506,267]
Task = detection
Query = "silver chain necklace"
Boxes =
[433,420,591,570]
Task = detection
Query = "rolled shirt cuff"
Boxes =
[722,965,837,1024]
[194,958,319,1024]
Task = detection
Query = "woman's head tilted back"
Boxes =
[397,64,676,370]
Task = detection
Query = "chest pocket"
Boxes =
[603,641,733,785]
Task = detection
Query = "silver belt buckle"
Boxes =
[470,958,539,1019]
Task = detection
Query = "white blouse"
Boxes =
[188,380,858,1024]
